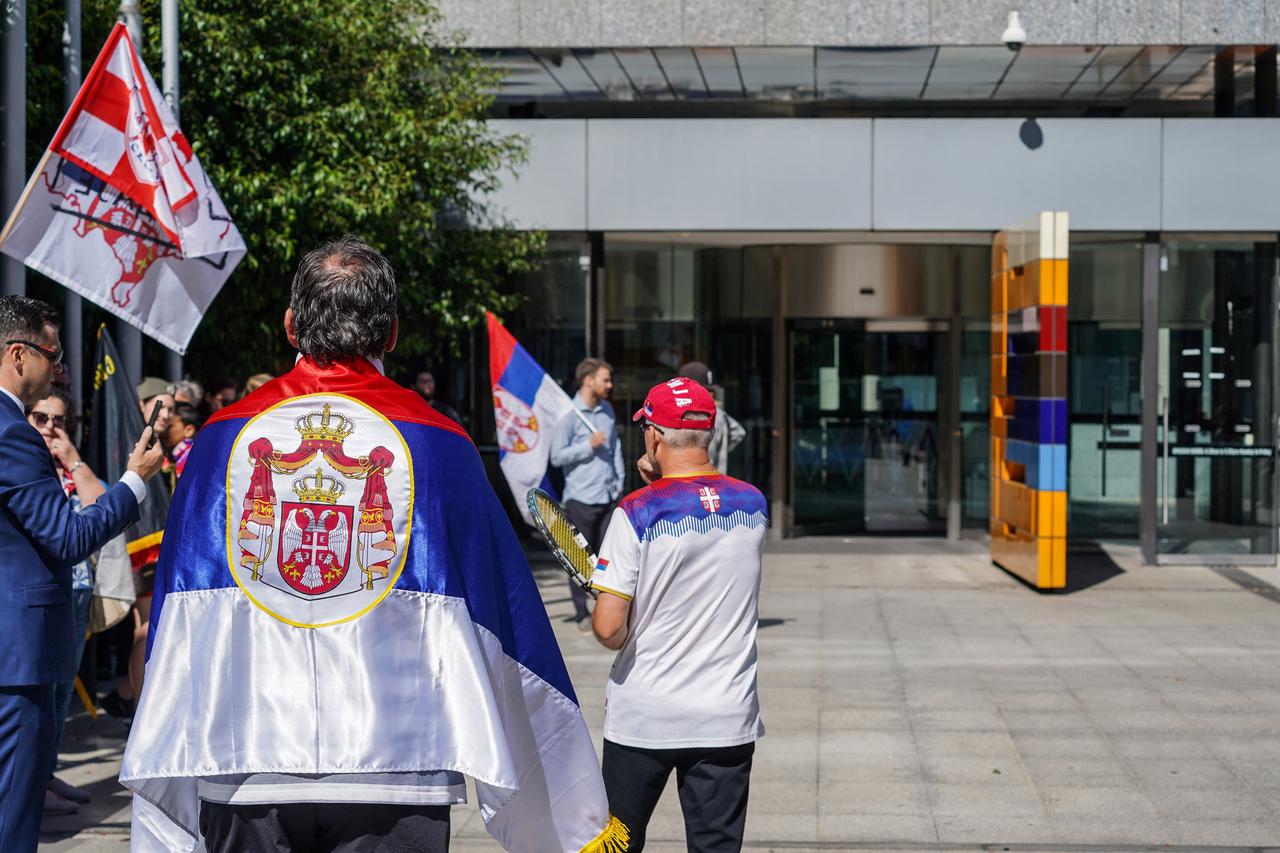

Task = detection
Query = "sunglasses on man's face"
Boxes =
[6,339,64,368]
[28,412,67,430]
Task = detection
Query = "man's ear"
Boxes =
[284,308,299,348]
[384,317,399,354]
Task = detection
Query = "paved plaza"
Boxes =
[41,539,1280,852]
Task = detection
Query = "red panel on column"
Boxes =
[1038,306,1067,353]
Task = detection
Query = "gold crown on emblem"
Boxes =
[294,403,355,443]
[292,467,345,504]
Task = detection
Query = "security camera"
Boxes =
[1002,10,1026,51]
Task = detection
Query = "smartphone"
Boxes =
[145,400,163,448]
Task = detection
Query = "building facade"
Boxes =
[442,1,1279,565]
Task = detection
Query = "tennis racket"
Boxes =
[526,487,598,599]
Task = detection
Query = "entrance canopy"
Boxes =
[480,45,1269,116]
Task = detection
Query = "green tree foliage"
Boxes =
[25,0,540,379]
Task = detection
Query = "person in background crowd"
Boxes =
[549,357,624,631]
[243,372,273,396]
[28,390,103,817]
[0,295,163,853]
[165,403,204,479]
[136,377,175,452]
[592,377,767,852]
[201,376,238,418]
[99,378,173,721]
[678,361,746,474]
[170,379,203,409]
[412,369,462,424]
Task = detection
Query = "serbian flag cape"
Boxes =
[119,357,622,852]
[487,312,578,524]
[0,23,244,353]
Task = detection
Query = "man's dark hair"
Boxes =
[290,235,397,365]
[172,401,204,431]
[206,376,237,396]
[0,295,61,346]
[575,357,612,384]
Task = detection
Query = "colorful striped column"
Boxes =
[990,212,1069,590]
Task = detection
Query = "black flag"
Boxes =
[86,325,170,566]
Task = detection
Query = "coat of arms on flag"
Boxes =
[227,396,410,627]
[0,23,244,353]
[486,312,581,525]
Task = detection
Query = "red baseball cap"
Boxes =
[632,377,717,431]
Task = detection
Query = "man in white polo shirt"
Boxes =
[591,377,767,852]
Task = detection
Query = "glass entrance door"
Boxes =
[1155,239,1278,560]
[791,321,944,535]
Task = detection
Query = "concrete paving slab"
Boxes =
[39,540,1280,851]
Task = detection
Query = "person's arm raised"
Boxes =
[0,423,149,566]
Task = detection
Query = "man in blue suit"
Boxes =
[0,296,165,852]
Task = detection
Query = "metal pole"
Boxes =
[161,0,182,380]
[1139,235,1160,564]
[2,0,27,296]
[115,0,144,384]
[64,0,85,426]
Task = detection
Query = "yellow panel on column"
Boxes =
[990,212,1068,590]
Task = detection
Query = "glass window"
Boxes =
[604,242,776,498]
[1157,238,1277,557]
[1067,238,1143,541]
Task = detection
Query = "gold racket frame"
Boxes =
[527,488,599,599]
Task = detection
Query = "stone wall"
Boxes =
[437,0,1280,47]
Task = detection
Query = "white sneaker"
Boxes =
[43,788,79,816]
[49,775,91,804]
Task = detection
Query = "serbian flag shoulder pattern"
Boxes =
[120,357,623,852]
[0,23,244,353]
[487,312,578,525]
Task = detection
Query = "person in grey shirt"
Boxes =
[678,361,746,473]
[550,357,624,630]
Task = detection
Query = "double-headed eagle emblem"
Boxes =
[235,404,398,598]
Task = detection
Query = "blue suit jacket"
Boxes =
[0,393,140,686]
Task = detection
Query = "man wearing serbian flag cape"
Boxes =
[120,237,624,852]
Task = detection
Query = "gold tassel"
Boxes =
[579,814,631,853]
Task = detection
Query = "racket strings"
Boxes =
[535,496,595,581]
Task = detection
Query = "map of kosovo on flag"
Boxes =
[0,23,244,354]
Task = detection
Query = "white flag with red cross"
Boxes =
[0,22,245,354]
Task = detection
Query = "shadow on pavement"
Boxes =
[1063,546,1128,593]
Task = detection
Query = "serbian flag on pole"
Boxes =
[487,312,578,525]
[120,357,623,852]
[0,23,244,354]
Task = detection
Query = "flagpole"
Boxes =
[1,0,27,296]
[0,148,51,251]
[161,0,182,382]
[64,0,86,431]
[115,0,144,384]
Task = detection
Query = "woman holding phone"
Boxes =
[26,389,102,814]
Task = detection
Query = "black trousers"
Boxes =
[563,499,614,621]
[602,739,754,853]
[198,801,450,853]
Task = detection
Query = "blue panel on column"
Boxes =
[1007,398,1067,444]
[1005,439,1067,491]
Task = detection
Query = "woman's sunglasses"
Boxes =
[28,412,68,430]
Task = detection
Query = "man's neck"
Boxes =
[0,371,27,410]
[579,388,599,409]
[658,450,717,479]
